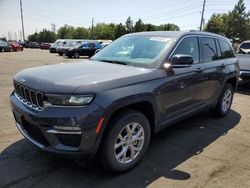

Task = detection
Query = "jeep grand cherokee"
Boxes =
[10,31,239,172]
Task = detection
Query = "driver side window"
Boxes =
[172,37,199,64]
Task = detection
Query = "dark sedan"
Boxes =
[66,41,102,58]
[0,40,13,52]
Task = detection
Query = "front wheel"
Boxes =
[211,83,234,117]
[99,110,151,172]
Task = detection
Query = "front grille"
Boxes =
[22,121,50,147]
[14,81,44,111]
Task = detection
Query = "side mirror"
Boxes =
[170,54,193,66]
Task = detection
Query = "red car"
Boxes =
[8,42,23,52]
[40,43,51,50]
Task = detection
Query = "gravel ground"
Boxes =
[0,49,250,188]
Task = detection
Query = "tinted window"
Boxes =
[200,37,218,62]
[219,39,235,58]
[240,42,250,50]
[172,37,199,63]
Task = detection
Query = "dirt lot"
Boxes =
[0,49,250,188]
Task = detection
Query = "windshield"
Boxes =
[91,35,175,68]
[240,42,250,50]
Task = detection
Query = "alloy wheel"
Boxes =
[114,122,145,164]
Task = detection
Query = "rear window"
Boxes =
[199,37,218,62]
[219,39,235,58]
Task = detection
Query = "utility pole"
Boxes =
[19,0,25,41]
[91,18,94,39]
[199,0,206,31]
[51,22,56,33]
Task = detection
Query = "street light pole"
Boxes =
[19,0,25,41]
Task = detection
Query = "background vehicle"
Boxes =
[26,42,40,48]
[66,40,102,58]
[236,41,250,80]
[40,43,51,50]
[57,40,83,56]
[0,39,13,52]
[7,42,23,52]
[10,31,239,172]
[49,39,66,53]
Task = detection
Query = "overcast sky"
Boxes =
[0,0,249,40]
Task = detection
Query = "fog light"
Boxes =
[53,126,81,131]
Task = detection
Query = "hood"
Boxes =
[14,60,162,94]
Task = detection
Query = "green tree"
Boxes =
[28,32,38,41]
[205,13,227,35]
[226,0,250,42]
[115,23,127,38]
[57,25,74,39]
[134,19,144,32]
[125,16,134,33]
[156,23,180,31]
[72,27,89,39]
[143,23,156,31]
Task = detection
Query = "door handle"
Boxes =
[195,67,204,73]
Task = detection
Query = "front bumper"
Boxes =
[240,70,250,78]
[10,92,105,158]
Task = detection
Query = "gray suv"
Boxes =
[10,31,239,172]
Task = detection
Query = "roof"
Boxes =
[126,30,228,40]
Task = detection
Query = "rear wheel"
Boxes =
[211,83,234,117]
[74,52,80,58]
[99,110,151,172]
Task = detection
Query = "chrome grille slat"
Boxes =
[13,81,43,111]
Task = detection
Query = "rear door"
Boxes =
[197,37,235,104]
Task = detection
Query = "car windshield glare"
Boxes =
[91,35,175,68]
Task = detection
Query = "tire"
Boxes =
[74,52,80,58]
[211,83,234,117]
[99,110,151,172]
[59,53,63,56]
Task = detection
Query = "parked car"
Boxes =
[66,40,102,58]
[10,31,239,172]
[26,42,40,48]
[49,40,66,53]
[40,43,51,50]
[236,40,250,80]
[0,39,13,52]
[7,42,23,52]
[57,40,83,56]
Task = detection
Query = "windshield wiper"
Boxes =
[97,59,128,65]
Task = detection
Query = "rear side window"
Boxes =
[199,37,218,62]
[172,37,199,64]
[219,39,235,58]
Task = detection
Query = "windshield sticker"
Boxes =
[149,37,171,42]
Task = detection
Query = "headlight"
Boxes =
[43,95,94,107]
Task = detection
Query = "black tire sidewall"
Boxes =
[100,110,151,172]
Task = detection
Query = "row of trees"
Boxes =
[205,0,250,42]
[28,17,180,42]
